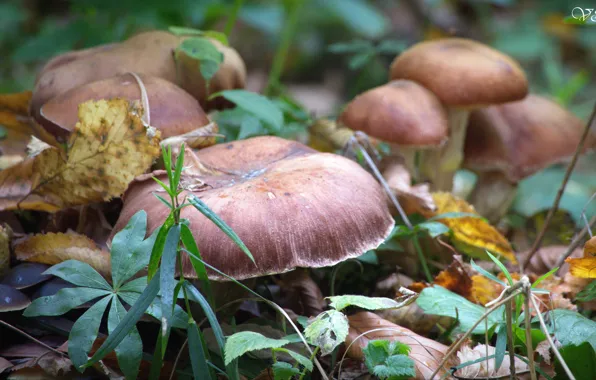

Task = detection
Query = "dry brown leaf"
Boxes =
[0,91,32,115]
[275,269,327,317]
[566,236,596,278]
[0,224,11,277]
[0,98,161,212]
[455,344,529,378]
[382,157,436,216]
[379,302,453,336]
[160,121,219,149]
[14,232,110,277]
[430,192,517,263]
[346,312,452,379]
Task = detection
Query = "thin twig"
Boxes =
[554,214,596,272]
[0,319,66,357]
[523,295,537,380]
[169,338,188,380]
[524,103,596,268]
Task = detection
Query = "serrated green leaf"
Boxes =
[224,331,290,365]
[23,287,111,317]
[44,260,111,290]
[188,319,215,380]
[272,362,300,380]
[69,296,111,371]
[273,348,313,372]
[577,280,596,302]
[304,310,349,355]
[363,340,415,380]
[416,221,450,238]
[212,90,283,131]
[416,286,503,334]
[108,296,142,380]
[373,355,416,379]
[176,37,223,81]
[111,210,159,288]
[328,295,408,312]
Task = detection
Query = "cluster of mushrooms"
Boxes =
[335,38,594,222]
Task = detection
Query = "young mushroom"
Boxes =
[389,38,528,190]
[338,79,449,179]
[463,94,594,222]
[111,136,395,280]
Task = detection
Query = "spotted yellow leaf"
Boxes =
[566,236,596,278]
[0,98,161,212]
[431,192,517,263]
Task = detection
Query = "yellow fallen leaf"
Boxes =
[0,91,31,115]
[470,275,501,305]
[0,224,12,277]
[14,232,110,277]
[566,236,596,278]
[0,98,161,212]
[430,192,517,263]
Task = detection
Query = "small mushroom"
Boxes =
[390,38,528,190]
[111,136,394,280]
[463,94,595,222]
[339,79,449,178]
[37,73,212,143]
[0,284,30,312]
[0,263,51,289]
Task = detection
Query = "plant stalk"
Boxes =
[224,0,244,37]
[523,295,537,380]
[505,299,516,379]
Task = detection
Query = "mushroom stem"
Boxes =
[468,171,517,223]
[389,144,418,180]
[420,107,469,190]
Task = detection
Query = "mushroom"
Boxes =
[389,38,528,190]
[37,73,212,144]
[0,263,51,289]
[111,136,394,280]
[463,94,594,222]
[338,79,449,179]
[0,284,30,312]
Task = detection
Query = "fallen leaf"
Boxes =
[470,275,501,305]
[382,157,436,216]
[0,357,12,374]
[455,344,529,378]
[566,236,596,278]
[378,302,452,336]
[521,245,582,277]
[0,91,32,115]
[276,269,327,317]
[0,98,161,212]
[430,192,517,263]
[0,224,11,277]
[346,312,452,379]
[14,232,110,277]
[0,128,30,169]
[160,120,219,149]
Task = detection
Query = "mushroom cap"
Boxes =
[463,94,593,182]
[111,136,394,280]
[37,74,211,139]
[389,38,528,107]
[0,284,31,312]
[0,263,51,289]
[338,80,448,148]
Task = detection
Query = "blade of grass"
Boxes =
[470,260,506,286]
[180,224,214,307]
[532,267,559,288]
[172,143,185,190]
[188,319,215,380]
[147,213,175,281]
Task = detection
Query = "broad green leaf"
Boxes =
[328,295,408,312]
[24,287,111,317]
[273,348,313,372]
[118,291,188,330]
[237,116,265,139]
[272,362,300,380]
[44,260,111,290]
[159,225,181,356]
[224,331,290,365]
[188,195,255,263]
[108,296,142,380]
[212,90,283,131]
[555,342,596,380]
[148,213,175,281]
[545,309,596,351]
[416,286,503,334]
[84,270,161,369]
[176,37,224,81]
[188,319,215,380]
[322,0,389,38]
[119,277,147,293]
[577,280,596,302]
[180,224,213,307]
[111,210,159,288]
[304,310,349,355]
[416,221,450,238]
[168,26,229,45]
[69,296,111,371]
[373,355,416,379]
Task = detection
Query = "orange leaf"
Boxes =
[0,91,31,115]
[565,236,596,278]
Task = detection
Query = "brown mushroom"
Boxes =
[111,136,394,280]
[339,80,448,178]
[37,73,211,142]
[463,94,594,222]
[0,263,51,289]
[0,284,30,312]
[390,38,528,190]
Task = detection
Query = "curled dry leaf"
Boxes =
[566,236,596,278]
[14,232,110,278]
[275,269,327,317]
[382,157,436,216]
[346,312,452,379]
[0,98,161,212]
[160,120,219,149]
[429,192,517,263]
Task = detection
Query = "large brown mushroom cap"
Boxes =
[112,136,394,280]
[339,80,448,147]
[389,38,528,107]
[38,74,210,139]
[464,94,593,182]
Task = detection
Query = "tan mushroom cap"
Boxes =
[390,38,528,107]
[339,80,448,147]
[464,94,594,182]
[38,74,210,139]
[111,136,394,280]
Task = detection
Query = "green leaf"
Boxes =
[495,322,507,372]
[328,295,408,312]
[188,195,255,264]
[212,90,283,131]
[273,348,313,372]
[188,319,215,380]
[158,225,181,356]
[23,287,111,317]
[555,342,596,380]
[546,309,596,351]
[0,126,7,139]
[111,210,158,288]
[356,251,379,264]
[376,40,407,54]
[108,296,142,380]
[224,331,290,365]
[118,291,188,330]
[148,213,175,281]
[168,26,229,45]
[304,310,349,355]
[416,286,503,334]
[428,212,483,222]
[184,282,226,357]
[322,0,389,39]
[69,296,111,371]
[348,50,375,70]
[532,267,559,288]
[84,270,161,369]
[180,224,213,306]
[363,340,415,380]
[237,116,265,139]
[119,277,147,293]
[470,259,506,286]
[577,280,596,302]
[172,143,185,192]
[176,37,224,81]
[44,260,111,290]
[327,39,372,54]
[416,221,450,238]
[486,251,514,286]
[272,362,300,380]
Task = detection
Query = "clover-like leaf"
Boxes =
[108,295,142,380]
[44,260,111,290]
[69,296,112,371]
[24,287,111,317]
